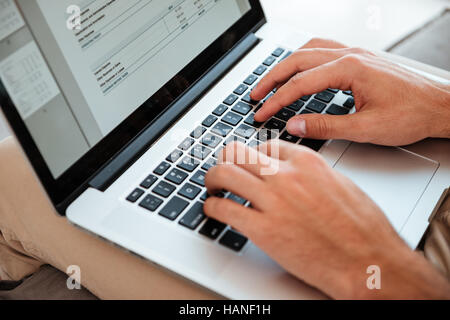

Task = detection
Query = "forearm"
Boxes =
[429,83,450,139]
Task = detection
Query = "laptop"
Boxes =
[1,0,449,299]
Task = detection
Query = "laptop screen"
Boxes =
[0,0,252,178]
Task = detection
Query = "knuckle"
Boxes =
[349,47,376,57]
[289,73,304,87]
[342,53,366,67]
[314,116,332,137]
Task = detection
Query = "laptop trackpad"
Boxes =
[333,143,439,231]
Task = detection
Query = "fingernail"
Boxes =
[287,118,307,137]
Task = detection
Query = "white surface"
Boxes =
[260,0,450,50]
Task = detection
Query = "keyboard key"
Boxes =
[201,133,222,148]
[300,95,312,102]
[223,94,238,106]
[257,129,278,142]
[241,92,259,105]
[265,118,286,131]
[166,149,183,163]
[327,88,339,93]
[227,193,247,205]
[178,183,202,200]
[211,122,233,137]
[127,188,145,203]
[219,230,248,252]
[190,170,206,187]
[177,156,200,172]
[232,102,252,116]
[287,100,304,112]
[178,137,195,151]
[248,139,261,149]
[315,91,335,103]
[306,99,327,113]
[272,47,285,57]
[224,135,246,146]
[191,144,212,160]
[299,139,326,152]
[202,157,217,171]
[343,90,353,96]
[213,146,224,159]
[244,74,258,86]
[202,115,218,128]
[140,175,158,189]
[222,112,243,127]
[153,181,176,198]
[165,168,188,185]
[159,196,189,221]
[213,104,228,116]
[300,109,313,115]
[190,126,207,139]
[179,202,206,230]
[253,65,267,76]
[244,114,263,128]
[200,191,209,202]
[233,84,249,96]
[263,92,274,102]
[235,124,256,139]
[344,97,355,108]
[275,108,296,121]
[139,194,163,212]
[280,131,300,144]
[327,104,350,115]
[200,219,227,240]
[280,51,293,61]
[154,162,171,175]
[263,56,276,66]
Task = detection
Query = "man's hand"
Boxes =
[251,38,450,146]
[204,141,450,299]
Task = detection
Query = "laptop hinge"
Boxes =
[88,33,260,192]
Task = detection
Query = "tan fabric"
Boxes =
[0,137,219,299]
[424,193,450,279]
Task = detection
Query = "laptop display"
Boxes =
[0,0,264,208]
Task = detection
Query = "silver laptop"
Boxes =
[1,0,449,299]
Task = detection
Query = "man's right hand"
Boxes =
[251,38,450,146]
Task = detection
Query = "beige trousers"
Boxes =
[0,137,219,299]
[1,136,449,298]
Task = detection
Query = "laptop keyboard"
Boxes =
[126,47,354,253]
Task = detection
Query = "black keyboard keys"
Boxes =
[344,97,355,108]
[244,74,258,86]
[191,126,207,139]
[153,181,176,198]
[212,104,228,116]
[233,84,248,96]
[224,135,245,146]
[272,47,285,57]
[190,170,206,187]
[275,108,296,121]
[202,157,217,171]
[202,115,218,128]
[154,161,171,175]
[159,196,189,221]
[257,129,278,142]
[127,188,145,203]
[227,193,247,205]
[265,118,286,131]
[306,99,327,113]
[232,102,252,115]
[178,183,202,200]
[242,92,259,105]
[179,202,206,230]
[315,91,335,103]
[287,100,305,112]
[235,124,256,139]
[222,112,243,126]
[299,139,326,152]
[211,122,233,137]
[178,137,195,151]
[177,156,200,172]
[253,65,267,76]
[327,104,350,115]
[244,114,263,128]
[140,175,158,189]
[139,194,163,212]
[263,56,276,66]
[223,94,238,106]
[166,149,183,163]
[191,144,212,160]
[280,131,300,144]
[165,168,188,185]
[219,230,248,252]
[200,219,227,240]
[202,133,222,148]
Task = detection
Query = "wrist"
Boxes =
[429,84,450,139]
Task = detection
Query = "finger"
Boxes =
[252,48,350,101]
[205,163,276,209]
[258,139,303,161]
[255,57,358,121]
[204,197,261,236]
[219,142,278,179]
[286,112,369,141]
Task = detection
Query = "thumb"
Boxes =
[286,113,365,141]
